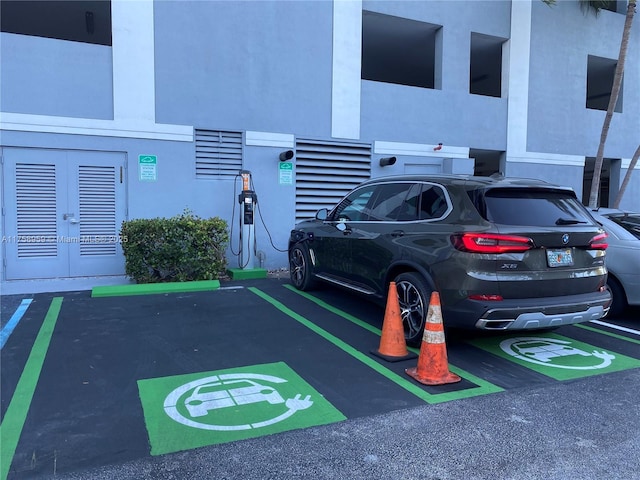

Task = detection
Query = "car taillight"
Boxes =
[469,294,503,301]
[451,233,533,254]
[589,232,608,250]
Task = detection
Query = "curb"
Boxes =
[91,280,221,298]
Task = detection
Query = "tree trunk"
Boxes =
[613,144,640,209]
[588,1,636,208]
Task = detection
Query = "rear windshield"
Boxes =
[478,189,594,227]
[605,213,640,240]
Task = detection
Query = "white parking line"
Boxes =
[590,320,640,336]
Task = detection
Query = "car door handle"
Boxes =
[391,230,405,237]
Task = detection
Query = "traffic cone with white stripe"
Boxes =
[405,291,461,385]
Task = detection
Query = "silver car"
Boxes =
[591,208,640,316]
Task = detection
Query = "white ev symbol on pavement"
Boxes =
[184,379,285,417]
[500,337,615,370]
[164,373,313,431]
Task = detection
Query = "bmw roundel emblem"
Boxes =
[562,234,570,245]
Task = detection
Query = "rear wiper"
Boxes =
[555,217,587,225]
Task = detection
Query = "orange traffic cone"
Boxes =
[405,291,461,385]
[372,282,417,362]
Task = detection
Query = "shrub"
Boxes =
[120,210,229,283]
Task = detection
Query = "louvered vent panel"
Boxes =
[15,163,58,258]
[196,130,243,178]
[295,139,372,222]
[79,165,117,256]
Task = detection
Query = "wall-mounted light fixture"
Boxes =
[279,150,294,161]
[379,156,397,167]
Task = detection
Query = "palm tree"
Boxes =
[613,144,640,208]
[585,0,636,208]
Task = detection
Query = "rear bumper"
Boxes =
[444,290,612,330]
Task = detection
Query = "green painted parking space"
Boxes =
[261,286,504,402]
[470,333,640,381]
[138,362,346,455]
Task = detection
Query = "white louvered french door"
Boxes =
[2,148,126,280]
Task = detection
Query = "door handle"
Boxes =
[63,213,80,224]
[336,222,351,235]
[391,230,405,237]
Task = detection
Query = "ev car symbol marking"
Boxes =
[500,337,615,370]
[163,373,314,431]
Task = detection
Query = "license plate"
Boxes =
[546,248,574,267]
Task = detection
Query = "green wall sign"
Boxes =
[279,161,293,185]
[139,155,157,182]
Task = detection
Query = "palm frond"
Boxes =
[579,0,613,16]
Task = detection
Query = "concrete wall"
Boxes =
[153,0,333,137]
[528,1,640,158]
[1,0,639,283]
[0,33,113,119]
[360,0,510,148]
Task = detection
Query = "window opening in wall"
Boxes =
[470,33,505,97]
[362,10,441,89]
[601,1,625,13]
[295,139,371,222]
[0,1,112,46]
[470,149,504,177]
[583,157,621,207]
[195,130,243,179]
[586,55,622,112]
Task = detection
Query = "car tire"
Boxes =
[393,272,433,347]
[606,276,627,318]
[289,243,316,291]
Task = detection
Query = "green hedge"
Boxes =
[120,210,229,283]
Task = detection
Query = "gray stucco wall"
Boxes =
[361,82,508,149]
[1,0,639,282]
[528,1,640,158]
[153,0,333,137]
[0,130,294,271]
[362,0,511,38]
[0,33,113,119]
[360,0,510,148]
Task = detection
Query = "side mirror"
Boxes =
[315,208,328,221]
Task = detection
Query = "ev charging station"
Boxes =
[239,170,257,270]
[228,150,294,280]
[228,170,268,280]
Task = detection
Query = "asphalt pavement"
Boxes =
[1,277,639,480]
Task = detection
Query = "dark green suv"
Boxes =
[288,174,612,346]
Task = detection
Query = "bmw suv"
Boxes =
[288,174,611,346]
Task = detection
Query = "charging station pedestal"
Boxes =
[227,170,267,280]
